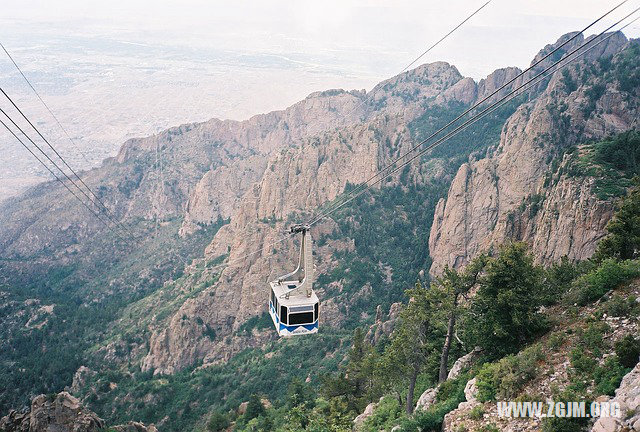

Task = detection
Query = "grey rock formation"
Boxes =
[365,302,402,345]
[447,348,482,381]
[353,401,378,430]
[429,33,634,276]
[464,377,478,403]
[0,392,155,432]
[415,388,438,412]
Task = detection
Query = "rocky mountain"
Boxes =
[142,31,639,377]
[0,31,639,432]
[429,32,636,275]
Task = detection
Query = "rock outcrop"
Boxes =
[365,302,402,345]
[141,62,470,374]
[429,32,635,275]
[447,347,481,381]
[353,400,379,430]
[0,392,156,432]
[415,388,438,412]
[414,348,481,413]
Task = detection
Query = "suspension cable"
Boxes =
[307,0,632,225]
[309,11,639,227]
[0,41,92,165]
[0,116,126,242]
[0,87,135,237]
[340,0,493,122]
[0,106,129,239]
[208,9,638,274]
[206,1,636,274]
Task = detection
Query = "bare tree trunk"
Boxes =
[438,294,459,383]
[406,366,419,415]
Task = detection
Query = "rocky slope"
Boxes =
[1,30,639,431]
[0,391,155,432]
[429,32,637,275]
[141,32,640,375]
[139,61,509,375]
[440,279,640,432]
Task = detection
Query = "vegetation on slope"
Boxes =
[55,90,526,432]
[0,218,225,413]
[206,182,640,432]
[565,131,640,199]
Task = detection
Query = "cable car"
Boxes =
[269,224,319,336]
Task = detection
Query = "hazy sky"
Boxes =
[0,0,639,200]
[2,0,639,81]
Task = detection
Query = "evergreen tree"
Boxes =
[595,182,640,261]
[244,393,265,421]
[381,280,442,414]
[286,377,314,410]
[207,411,230,432]
[432,255,487,382]
[465,242,545,359]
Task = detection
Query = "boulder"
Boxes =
[237,402,249,415]
[353,401,377,430]
[464,377,478,402]
[30,392,104,432]
[0,410,29,432]
[111,422,158,432]
[69,366,97,394]
[447,348,481,381]
[415,388,438,412]
[0,392,155,432]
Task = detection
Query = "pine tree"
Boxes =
[465,242,545,359]
[595,183,640,261]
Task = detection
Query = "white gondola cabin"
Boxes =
[268,224,319,336]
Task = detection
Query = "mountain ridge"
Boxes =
[1,31,639,432]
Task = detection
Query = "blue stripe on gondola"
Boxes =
[279,321,318,332]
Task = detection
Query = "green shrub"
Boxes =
[594,357,628,396]
[541,257,580,305]
[542,414,589,432]
[361,396,403,432]
[207,411,230,432]
[569,348,597,381]
[578,322,611,354]
[541,389,591,432]
[569,259,640,305]
[603,294,638,317]
[476,345,543,402]
[399,374,468,432]
[547,332,565,351]
[615,335,640,368]
[245,394,266,421]
[561,69,578,93]
[405,396,462,432]
[436,373,469,403]
[468,404,485,420]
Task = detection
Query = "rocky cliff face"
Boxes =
[140,34,640,376]
[141,61,470,374]
[429,32,637,275]
[0,392,155,432]
[1,31,637,387]
[0,87,369,259]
